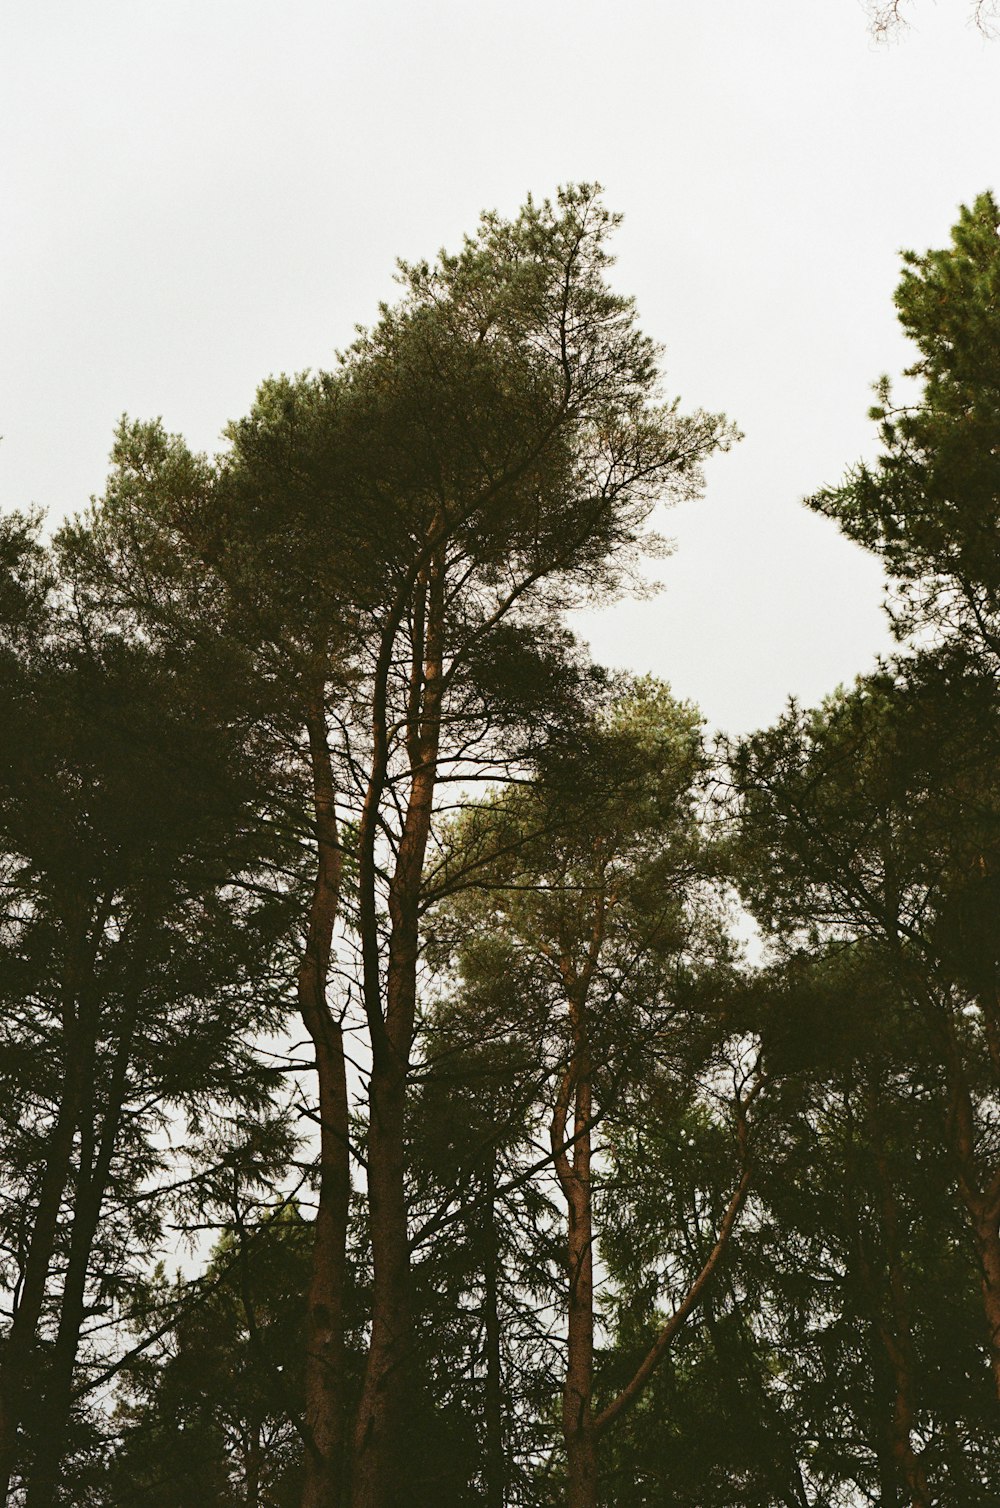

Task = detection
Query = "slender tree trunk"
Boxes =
[561,1046,597,1508]
[971,1200,1000,1401]
[299,697,350,1508]
[352,547,444,1508]
[868,1110,930,1508]
[246,1418,262,1508]
[856,1222,918,1508]
[24,1105,99,1508]
[482,1159,505,1508]
[0,904,103,1502]
[350,1050,412,1507]
[937,1008,1000,1403]
[874,1414,901,1508]
[0,1100,80,1500]
[549,888,607,1508]
[24,986,142,1508]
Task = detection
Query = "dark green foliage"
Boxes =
[12,187,1000,1508]
[102,1208,313,1508]
[811,191,1000,648]
[0,518,304,1503]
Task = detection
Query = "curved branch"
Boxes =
[593,1086,757,1437]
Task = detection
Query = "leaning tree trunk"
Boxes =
[299,697,351,1508]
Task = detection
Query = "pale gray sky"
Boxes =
[2,1,997,732]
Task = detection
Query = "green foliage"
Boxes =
[17,187,1000,1508]
[810,190,1000,647]
[0,521,304,1502]
[102,1207,313,1507]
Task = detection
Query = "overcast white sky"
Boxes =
[2,1,998,733]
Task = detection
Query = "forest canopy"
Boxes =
[2,186,1000,1508]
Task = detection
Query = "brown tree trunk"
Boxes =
[548,884,609,1508]
[868,1109,930,1508]
[299,697,350,1508]
[851,1175,928,1508]
[482,1159,505,1508]
[972,1200,1000,1402]
[246,1417,262,1508]
[351,548,444,1507]
[938,1008,1000,1404]
[349,1052,412,1507]
[559,1048,597,1508]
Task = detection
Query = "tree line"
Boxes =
[1,184,999,1507]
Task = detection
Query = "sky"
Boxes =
[2,0,998,734]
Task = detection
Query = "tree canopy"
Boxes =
[3,185,1000,1508]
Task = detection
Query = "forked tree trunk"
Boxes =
[352,550,444,1507]
[299,698,350,1508]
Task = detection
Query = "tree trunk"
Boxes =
[551,969,598,1508]
[562,1058,596,1508]
[246,1417,262,1508]
[351,548,446,1501]
[349,1053,412,1507]
[24,995,138,1508]
[869,1115,930,1508]
[0,1099,80,1501]
[351,546,444,1507]
[552,893,608,1508]
[0,904,103,1502]
[938,1008,1000,1404]
[299,698,350,1508]
[482,1160,505,1508]
[972,1200,1000,1402]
